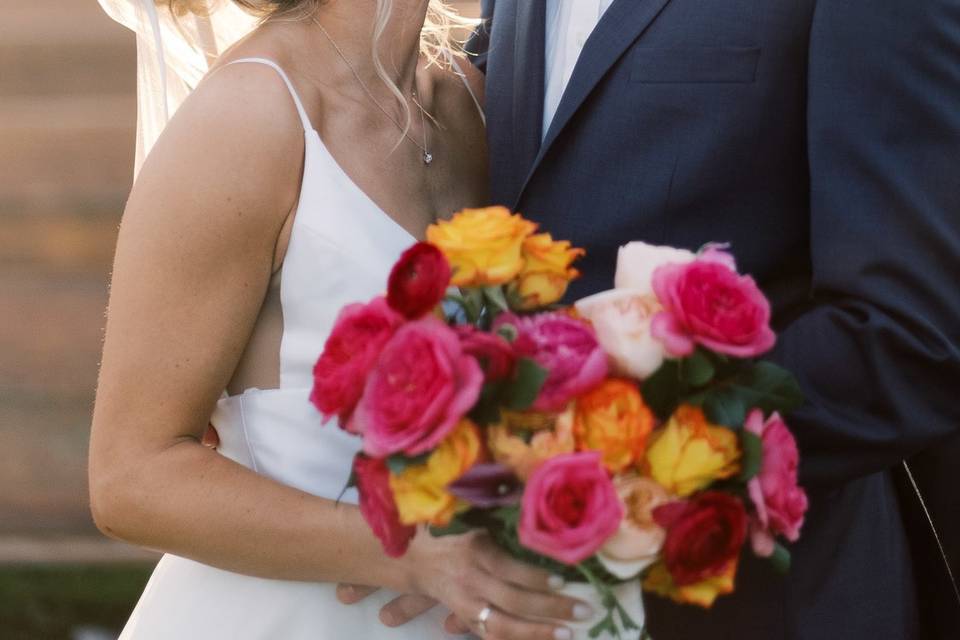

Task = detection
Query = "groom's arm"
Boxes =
[776,0,960,490]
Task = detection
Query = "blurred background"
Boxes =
[0,1,479,638]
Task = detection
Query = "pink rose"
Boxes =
[311,297,404,428]
[519,452,623,565]
[498,312,608,412]
[744,410,808,556]
[356,318,484,457]
[353,455,416,558]
[651,249,776,358]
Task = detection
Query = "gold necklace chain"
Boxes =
[310,16,434,166]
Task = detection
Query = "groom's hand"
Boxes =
[336,584,471,634]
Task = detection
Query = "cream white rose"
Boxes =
[614,242,695,293]
[597,476,671,580]
[575,289,666,380]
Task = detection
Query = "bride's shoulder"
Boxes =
[132,55,305,229]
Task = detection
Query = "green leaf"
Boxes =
[470,381,505,426]
[770,542,792,574]
[385,452,431,475]
[683,350,716,387]
[504,358,549,410]
[738,430,763,482]
[482,285,510,313]
[641,359,683,420]
[703,388,748,428]
[703,362,805,428]
[429,518,471,538]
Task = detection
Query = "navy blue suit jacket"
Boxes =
[470,1,960,638]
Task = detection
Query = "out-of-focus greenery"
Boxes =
[0,564,153,639]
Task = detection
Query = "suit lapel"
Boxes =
[511,0,547,194]
[513,0,673,208]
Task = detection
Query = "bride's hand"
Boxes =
[398,530,591,639]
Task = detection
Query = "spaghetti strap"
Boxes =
[449,56,486,127]
[225,57,314,132]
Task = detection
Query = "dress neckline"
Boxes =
[304,127,419,243]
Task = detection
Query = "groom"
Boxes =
[464,1,960,637]
[344,1,960,637]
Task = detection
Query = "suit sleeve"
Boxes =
[465,0,496,72]
[774,0,960,489]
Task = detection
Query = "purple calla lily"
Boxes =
[449,463,523,508]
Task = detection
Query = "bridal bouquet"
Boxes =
[311,207,808,638]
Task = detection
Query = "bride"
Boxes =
[89,1,591,638]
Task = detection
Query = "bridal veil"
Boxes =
[98,0,257,173]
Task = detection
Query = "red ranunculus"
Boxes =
[353,455,416,557]
[387,242,452,319]
[456,325,517,381]
[310,297,404,429]
[654,492,748,586]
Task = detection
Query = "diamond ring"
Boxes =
[475,604,494,636]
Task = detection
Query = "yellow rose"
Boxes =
[390,420,481,526]
[487,409,575,480]
[573,379,655,473]
[642,559,737,608]
[511,233,585,309]
[645,406,740,497]
[426,207,537,287]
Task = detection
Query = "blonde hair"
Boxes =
[164,1,477,137]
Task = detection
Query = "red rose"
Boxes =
[387,242,452,319]
[654,492,748,586]
[310,297,404,428]
[353,455,416,558]
[456,325,517,381]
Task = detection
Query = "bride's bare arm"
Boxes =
[89,65,585,640]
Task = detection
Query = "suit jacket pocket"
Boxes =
[630,47,761,83]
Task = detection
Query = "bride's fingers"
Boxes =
[473,537,560,593]
[335,584,378,604]
[378,594,438,627]
[459,598,572,640]
[474,571,589,624]
[478,548,564,593]
[444,612,471,635]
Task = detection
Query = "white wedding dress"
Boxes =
[118,58,481,639]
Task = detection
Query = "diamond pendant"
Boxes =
[423,151,433,165]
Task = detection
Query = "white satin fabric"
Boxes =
[118,59,453,639]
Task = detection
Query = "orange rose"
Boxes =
[426,207,537,287]
[487,409,575,480]
[645,406,741,497]
[390,420,482,526]
[573,379,655,473]
[511,233,585,310]
[642,559,737,608]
